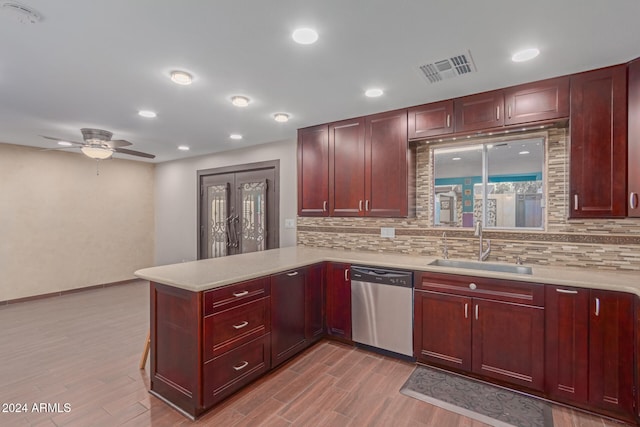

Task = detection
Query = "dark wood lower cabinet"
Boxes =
[588,290,634,415]
[472,298,544,391]
[305,263,325,340]
[545,286,589,403]
[545,286,635,420]
[271,269,307,368]
[325,262,352,340]
[414,290,471,371]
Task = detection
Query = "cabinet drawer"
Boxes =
[204,298,270,361]
[417,272,544,306]
[203,334,270,408]
[203,277,270,315]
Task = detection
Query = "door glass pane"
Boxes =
[239,180,267,254]
[208,184,229,258]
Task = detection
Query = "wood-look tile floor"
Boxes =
[0,281,630,426]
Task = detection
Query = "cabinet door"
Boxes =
[588,290,634,415]
[305,263,324,341]
[504,76,569,125]
[270,269,307,367]
[454,90,504,132]
[544,286,589,403]
[472,298,544,391]
[329,118,366,216]
[325,262,351,340]
[297,125,329,216]
[414,290,471,371]
[364,110,410,217]
[570,65,627,218]
[408,100,454,139]
[628,58,640,217]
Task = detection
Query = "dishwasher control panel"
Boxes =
[350,266,413,287]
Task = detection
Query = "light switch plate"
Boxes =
[380,227,395,238]
[285,218,296,229]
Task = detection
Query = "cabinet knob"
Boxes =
[469,283,477,290]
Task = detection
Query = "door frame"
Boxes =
[197,160,280,260]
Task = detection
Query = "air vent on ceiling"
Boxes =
[418,50,477,84]
[1,2,42,24]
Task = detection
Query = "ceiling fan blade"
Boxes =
[106,139,132,148]
[40,135,84,145]
[114,147,155,159]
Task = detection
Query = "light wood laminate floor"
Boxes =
[0,281,630,426]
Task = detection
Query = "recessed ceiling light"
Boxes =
[292,28,318,45]
[512,48,540,62]
[519,150,530,155]
[274,113,290,123]
[230,134,243,140]
[231,96,250,107]
[178,145,190,151]
[170,70,193,85]
[365,88,384,97]
[57,141,73,146]
[138,110,157,118]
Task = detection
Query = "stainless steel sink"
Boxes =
[428,259,533,275]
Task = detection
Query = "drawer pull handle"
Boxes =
[464,303,468,319]
[496,106,500,121]
[556,289,578,294]
[323,201,328,212]
[287,271,299,277]
[446,114,451,128]
[595,297,600,317]
[233,361,249,371]
[232,291,249,297]
[344,268,349,281]
[475,304,479,320]
[631,192,639,209]
[233,321,249,329]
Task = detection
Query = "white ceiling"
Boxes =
[1,0,639,163]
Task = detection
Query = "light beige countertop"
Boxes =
[135,246,640,296]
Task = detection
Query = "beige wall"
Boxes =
[0,143,154,301]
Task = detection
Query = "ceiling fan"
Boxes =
[41,128,155,160]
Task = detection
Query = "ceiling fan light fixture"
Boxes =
[170,70,193,85]
[81,146,113,160]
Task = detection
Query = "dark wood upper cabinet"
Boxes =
[569,65,627,218]
[408,100,454,139]
[504,76,569,125]
[628,58,640,217]
[329,118,366,217]
[297,125,329,216]
[365,109,412,217]
[454,90,504,132]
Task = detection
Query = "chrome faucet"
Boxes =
[442,232,449,259]
[474,222,491,261]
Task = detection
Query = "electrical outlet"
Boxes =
[285,218,296,229]
[380,227,395,238]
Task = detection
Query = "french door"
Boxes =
[198,162,279,259]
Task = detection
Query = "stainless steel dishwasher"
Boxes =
[350,266,414,358]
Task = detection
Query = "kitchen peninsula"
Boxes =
[136,246,640,422]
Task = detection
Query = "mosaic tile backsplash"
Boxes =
[297,126,640,272]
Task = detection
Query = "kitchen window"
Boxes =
[433,136,545,230]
